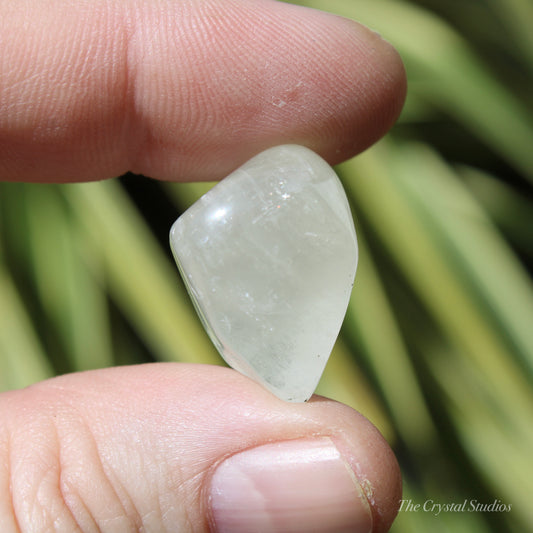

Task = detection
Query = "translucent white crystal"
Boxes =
[170,145,358,402]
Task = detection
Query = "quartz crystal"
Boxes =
[169,145,358,402]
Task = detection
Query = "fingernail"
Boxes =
[209,437,373,533]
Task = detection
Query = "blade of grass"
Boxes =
[0,261,53,390]
[0,184,33,277]
[341,221,437,453]
[163,181,217,212]
[428,349,533,529]
[290,0,533,182]
[339,140,533,433]
[391,142,533,377]
[460,165,533,261]
[24,185,114,371]
[489,0,533,72]
[393,145,533,524]
[316,337,394,441]
[340,166,500,532]
[63,181,221,366]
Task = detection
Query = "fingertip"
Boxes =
[345,417,402,533]
[306,396,402,532]
[277,10,408,167]
[128,0,408,180]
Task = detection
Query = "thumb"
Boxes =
[1,364,401,532]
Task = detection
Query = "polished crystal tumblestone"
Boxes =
[170,145,358,402]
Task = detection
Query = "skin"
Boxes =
[0,0,407,531]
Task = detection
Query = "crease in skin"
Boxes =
[58,426,134,532]
[5,399,136,532]
[55,414,145,531]
[28,417,75,531]
[57,475,88,533]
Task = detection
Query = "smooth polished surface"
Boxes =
[170,145,358,402]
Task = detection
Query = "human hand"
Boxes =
[0,1,406,531]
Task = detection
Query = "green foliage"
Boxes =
[1,1,532,531]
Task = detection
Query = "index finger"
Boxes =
[0,0,406,182]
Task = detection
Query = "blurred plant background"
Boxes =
[1,0,532,531]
